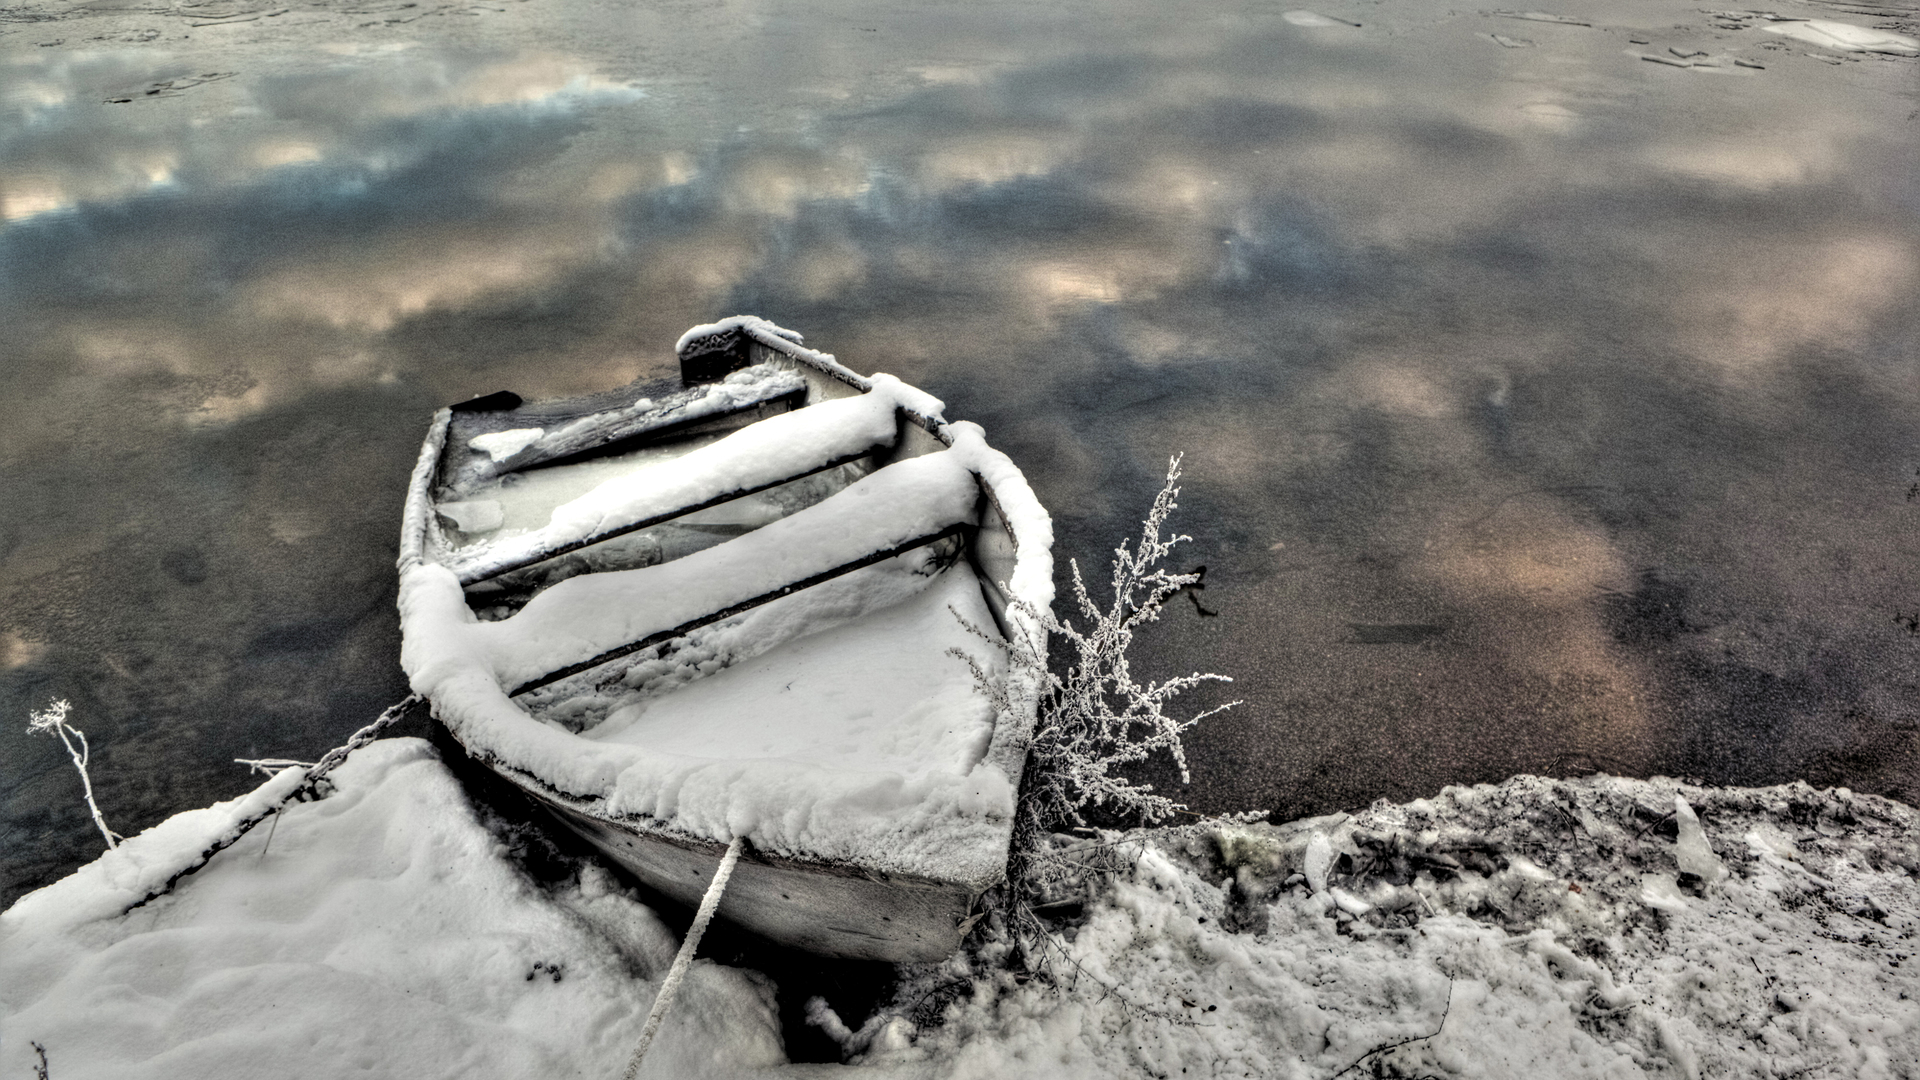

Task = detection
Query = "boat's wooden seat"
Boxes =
[488,450,983,697]
[451,366,808,486]
[448,390,911,587]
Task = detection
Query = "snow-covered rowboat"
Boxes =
[395,318,1053,961]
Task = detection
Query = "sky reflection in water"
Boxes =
[2,0,1917,901]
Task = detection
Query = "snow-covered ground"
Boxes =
[6,737,1915,1078]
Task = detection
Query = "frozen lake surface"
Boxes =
[3,0,1918,904]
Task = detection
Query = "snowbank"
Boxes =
[871,774,1920,1079]
[0,740,784,1080]
[7,756,1917,1078]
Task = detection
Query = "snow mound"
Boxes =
[0,740,785,1080]
[877,774,1920,1078]
[7,760,1917,1078]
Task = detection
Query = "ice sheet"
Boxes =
[1763,19,1919,56]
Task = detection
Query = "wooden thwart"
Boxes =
[507,522,974,698]
[454,445,888,587]
[470,374,807,483]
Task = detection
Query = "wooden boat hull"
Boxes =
[546,800,973,962]
[401,318,1049,962]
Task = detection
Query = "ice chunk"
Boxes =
[1640,872,1690,913]
[468,427,545,462]
[1762,20,1919,56]
[1493,10,1591,26]
[1745,823,1798,860]
[1674,794,1728,886]
[436,499,504,534]
[1283,11,1358,28]
[1303,832,1334,893]
[1329,886,1372,915]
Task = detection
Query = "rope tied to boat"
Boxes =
[621,835,747,1080]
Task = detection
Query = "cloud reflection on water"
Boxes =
[2,4,1917,899]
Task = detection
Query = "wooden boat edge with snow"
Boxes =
[395,318,1053,962]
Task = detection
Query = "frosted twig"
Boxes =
[956,455,1237,844]
[623,836,747,1079]
[1326,978,1453,1079]
[123,693,424,912]
[257,810,282,862]
[27,700,122,851]
[234,757,318,776]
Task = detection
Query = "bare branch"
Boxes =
[27,700,122,851]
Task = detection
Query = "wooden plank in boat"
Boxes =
[452,443,893,587]
[507,522,972,697]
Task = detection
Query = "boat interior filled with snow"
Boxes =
[395,317,1054,962]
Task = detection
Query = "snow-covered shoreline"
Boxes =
[5,737,1914,1078]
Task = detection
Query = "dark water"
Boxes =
[4,0,1918,905]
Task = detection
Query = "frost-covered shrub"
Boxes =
[1017,454,1236,834]
[954,455,1240,971]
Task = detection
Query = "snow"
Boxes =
[0,740,785,1080]
[675,317,914,420]
[564,565,1021,883]
[587,569,998,775]
[675,314,807,356]
[437,498,506,534]
[937,422,1054,613]
[415,448,982,692]
[10,760,1915,1079]
[866,774,1920,1079]
[445,380,917,582]
[402,443,1026,880]
[468,427,545,462]
[1762,20,1919,57]
[440,365,809,499]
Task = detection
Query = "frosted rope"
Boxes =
[621,835,746,1080]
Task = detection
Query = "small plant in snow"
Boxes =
[1018,453,1237,831]
[27,699,122,851]
[952,454,1242,976]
